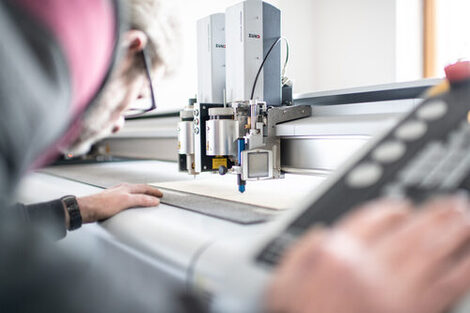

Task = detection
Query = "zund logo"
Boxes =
[248,33,261,39]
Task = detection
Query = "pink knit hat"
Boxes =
[15,0,119,167]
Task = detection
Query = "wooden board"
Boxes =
[151,174,326,211]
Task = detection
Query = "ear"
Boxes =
[122,30,148,55]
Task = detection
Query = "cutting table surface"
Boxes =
[16,160,326,283]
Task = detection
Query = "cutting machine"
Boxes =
[178,0,311,192]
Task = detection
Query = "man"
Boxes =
[4,0,181,239]
[2,0,470,312]
[0,0,190,311]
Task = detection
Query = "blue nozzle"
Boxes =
[238,185,246,193]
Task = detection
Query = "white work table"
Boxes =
[16,160,325,307]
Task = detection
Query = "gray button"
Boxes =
[417,100,448,121]
[395,120,427,141]
[346,163,383,188]
[372,141,406,163]
[383,184,405,198]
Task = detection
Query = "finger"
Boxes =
[337,198,412,244]
[392,196,468,244]
[427,249,470,313]
[417,194,469,223]
[337,198,411,228]
[378,196,470,271]
[426,216,470,268]
[111,183,129,189]
[275,227,329,283]
[413,195,470,246]
[268,228,327,311]
[127,184,163,198]
[127,194,161,208]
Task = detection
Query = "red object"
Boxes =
[445,61,470,83]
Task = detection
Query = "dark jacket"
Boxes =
[0,2,205,312]
[1,0,123,239]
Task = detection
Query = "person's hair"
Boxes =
[128,0,182,76]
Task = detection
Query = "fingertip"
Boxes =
[147,188,163,198]
[147,196,160,206]
[133,184,163,198]
[338,198,412,229]
[153,188,163,198]
[422,195,469,217]
[133,194,160,207]
[282,226,328,266]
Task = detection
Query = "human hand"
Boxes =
[267,196,470,313]
[72,183,163,225]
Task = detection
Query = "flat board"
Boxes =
[151,174,325,211]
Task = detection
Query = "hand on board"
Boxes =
[73,183,163,225]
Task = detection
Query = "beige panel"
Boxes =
[152,174,325,211]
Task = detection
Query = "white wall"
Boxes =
[156,0,241,113]
[396,0,423,82]
[276,0,423,93]
[292,0,398,92]
[156,0,423,112]
[436,0,470,77]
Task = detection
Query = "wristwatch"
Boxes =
[61,195,82,231]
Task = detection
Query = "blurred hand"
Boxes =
[267,196,470,313]
[75,183,163,225]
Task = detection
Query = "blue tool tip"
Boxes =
[239,185,246,193]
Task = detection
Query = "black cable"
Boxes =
[250,37,288,100]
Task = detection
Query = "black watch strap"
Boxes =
[61,195,82,231]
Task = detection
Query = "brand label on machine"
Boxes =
[248,33,261,39]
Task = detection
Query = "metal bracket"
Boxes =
[266,105,312,137]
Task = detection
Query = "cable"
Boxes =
[250,37,290,100]
[281,37,289,81]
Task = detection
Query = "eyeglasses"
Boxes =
[123,49,157,118]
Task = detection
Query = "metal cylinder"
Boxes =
[206,107,238,156]
[177,108,195,155]
[250,100,258,130]
[177,121,194,155]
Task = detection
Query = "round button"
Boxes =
[346,163,383,188]
[372,141,406,163]
[416,100,448,121]
[395,120,427,141]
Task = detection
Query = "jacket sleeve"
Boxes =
[13,200,67,240]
